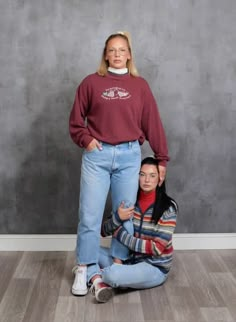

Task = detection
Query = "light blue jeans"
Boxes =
[76,140,141,283]
[110,218,134,261]
[99,248,167,289]
[99,221,167,289]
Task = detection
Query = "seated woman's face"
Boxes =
[139,164,159,193]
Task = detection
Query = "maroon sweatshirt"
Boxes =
[69,72,169,166]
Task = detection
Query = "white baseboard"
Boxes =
[0,233,235,251]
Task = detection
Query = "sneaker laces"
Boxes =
[72,266,78,274]
[72,265,86,276]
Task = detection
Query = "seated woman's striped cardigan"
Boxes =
[102,201,177,273]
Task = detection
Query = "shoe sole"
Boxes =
[71,287,88,296]
[96,287,113,303]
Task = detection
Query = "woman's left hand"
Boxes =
[118,202,134,221]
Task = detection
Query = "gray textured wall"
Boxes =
[0,0,235,234]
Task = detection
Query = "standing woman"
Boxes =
[69,31,169,303]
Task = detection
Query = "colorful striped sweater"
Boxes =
[102,201,177,273]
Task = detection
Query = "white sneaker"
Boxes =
[71,265,88,296]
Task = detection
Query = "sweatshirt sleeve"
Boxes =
[69,77,94,148]
[141,79,169,166]
[116,206,177,256]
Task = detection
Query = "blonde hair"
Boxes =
[97,31,139,77]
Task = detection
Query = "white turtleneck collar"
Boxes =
[108,67,128,75]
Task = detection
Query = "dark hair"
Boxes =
[139,157,178,224]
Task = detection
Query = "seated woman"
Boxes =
[99,156,178,290]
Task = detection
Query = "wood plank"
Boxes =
[58,251,75,296]
[0,278,34,322]
[210,272,236,304]
[227,300,236,321]
[14,251,45,279]
[200,307,234,321]
[0,252,22,303]
[218,249,236,279]
[22,252,66,322]
[54,296,86,322]
[108,289,145,322]
[140,286,174,321]
[169,251,190,287]
[165,286,205,322]
[196,250,230,273]
[180,251,226,307]
[84,293,115,322]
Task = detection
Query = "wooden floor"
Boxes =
[0,250,236,322]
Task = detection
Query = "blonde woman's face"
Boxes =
[105,37,131,69]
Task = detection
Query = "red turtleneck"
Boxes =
[138,190,156,213]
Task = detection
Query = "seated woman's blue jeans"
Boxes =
[98,220,167,289]
[99,248,167,289]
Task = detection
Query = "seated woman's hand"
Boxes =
[118,201,134,221]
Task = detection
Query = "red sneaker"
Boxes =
[90,281,113,303]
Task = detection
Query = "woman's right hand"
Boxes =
[118,202,134,221]
[85,138,103,151]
